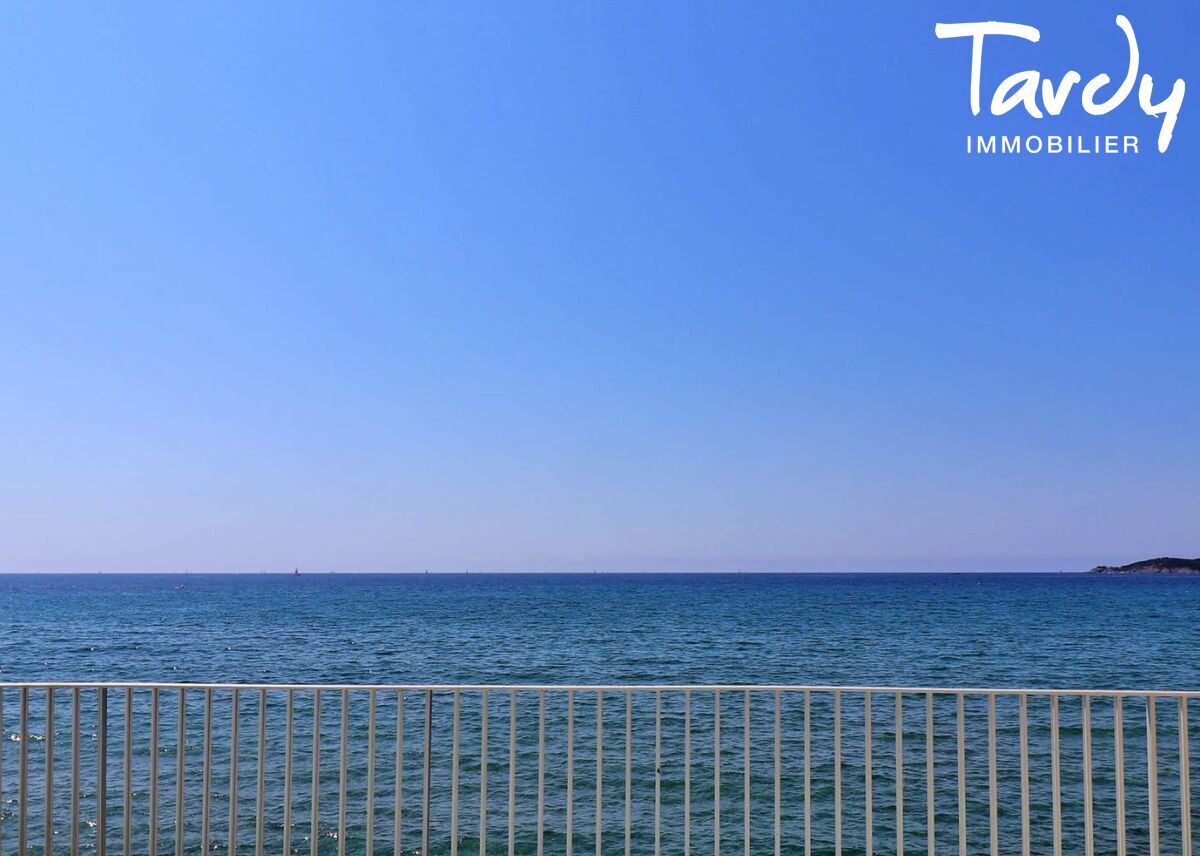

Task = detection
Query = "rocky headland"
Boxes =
[1090,557,1200,574]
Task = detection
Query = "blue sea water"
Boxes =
[1,572,1198,688]
[0,573,1197,855]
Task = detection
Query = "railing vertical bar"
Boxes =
[44,688,55,856]
[1114,696,1126,856]
[1051,694,1062,856]
[925,692,934,856]
[596,690,604,856]
[466,689,479,856]
[655,691,662,856]
[177,689,187,856]
[395,689,405,856]
[311,689,321,856]
[422,690,432,856]
[507,690,516,856]
[567,690,574,856]
[685,690,692,856]
[626,691,633,856]
[283,690,293,856]
[254,689,265,856]
[72,687,81,856]
[773,690,781,856]
[896,692,905,856]
[1147,696,1159,856]
[229,688,239,856]
[744,690,751,856]
[1179,697,1191,856]
[338,690,349,856]
[1082,695,1093,856]
[536,691,544,856]
[956,693,966,856]
[455,691,464,856]
[123,688,133,856]
[202,690,213,856]
[366,690,377,856]
[150,687,160,856]
[0,689,4,856]
[803,691,811,856]
[715,689,722,856]
[833,689,841,856]
[1019,694,1030,856]
[18,688,27,856]
[99,687,108,856]
[480,689,489,856]
[0,690,4,856]
[865,692,873,856]
[987,694,998,856]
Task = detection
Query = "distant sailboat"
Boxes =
[294,567,300,576]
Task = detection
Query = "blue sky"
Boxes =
[1,2,1197,572]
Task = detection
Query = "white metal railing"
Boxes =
[0,683,1196,855]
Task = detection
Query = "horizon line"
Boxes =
[0,568,1095,575]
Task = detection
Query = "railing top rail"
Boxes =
[0,681,1197,696]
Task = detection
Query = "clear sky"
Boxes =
[1,2,1197,573]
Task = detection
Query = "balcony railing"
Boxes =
[0,683,1195,855]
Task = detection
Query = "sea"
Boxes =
[0,572,1197,855]
[1,572,1198,688]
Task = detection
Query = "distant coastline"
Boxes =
[1090,557,1200,574]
